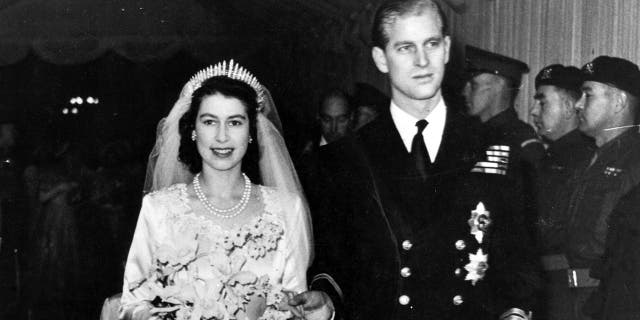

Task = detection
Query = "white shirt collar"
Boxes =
[390,98,447,162]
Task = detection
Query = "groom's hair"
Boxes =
[371,0,448,49]
[178,76,260,181]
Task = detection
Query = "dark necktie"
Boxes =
[411,119,430,179]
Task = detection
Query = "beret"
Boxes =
[535,64,582,97]
[581,56,640,97]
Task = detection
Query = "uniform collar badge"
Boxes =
[540,68,553,80]
[584,62,595,74]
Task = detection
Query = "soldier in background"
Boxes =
[589,173,640,319]
[529,64,595,320]
[463,46,545,174]
[561,56,640,320]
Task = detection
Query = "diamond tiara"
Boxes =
[186,59,265,105]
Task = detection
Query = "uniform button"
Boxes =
[400,267,412,278]
[398,295,410,305]
[453,295,464,305]
[455,240,466,250]
[454,268,462,277]
[402,240,413,251]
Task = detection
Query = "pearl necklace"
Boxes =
[193,172,252,218]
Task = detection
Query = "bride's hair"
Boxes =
[177,76,260,180]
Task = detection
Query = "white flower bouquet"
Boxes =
[130,218,290,320]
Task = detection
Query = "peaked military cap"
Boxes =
[581,56,640,98]
[465,45,530,87]
[535,64,582,97]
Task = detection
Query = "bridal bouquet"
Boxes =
[131,218,289,320]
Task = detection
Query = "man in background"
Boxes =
[317,89,353,145]
[529,64,595,320]
[463,46,545,173]
[561,56,640,320]
[297,89,353,199]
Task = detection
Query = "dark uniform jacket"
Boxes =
[483,108,545,173]
[536,129,595,254]
[564,129,640,271]
[310,106,539,320]
[586,183,640,319]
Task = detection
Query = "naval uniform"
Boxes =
[310,101,539,320]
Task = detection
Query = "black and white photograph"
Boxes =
[1,1,639,319]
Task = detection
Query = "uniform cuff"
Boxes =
[499,308,531,320]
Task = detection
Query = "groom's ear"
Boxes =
[372,46,389,74]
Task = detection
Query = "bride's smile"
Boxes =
[195,93,250,172]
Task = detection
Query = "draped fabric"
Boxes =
[0,0,266,65]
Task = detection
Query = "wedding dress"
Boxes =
[120,184,308,320]
[114,61,311,320]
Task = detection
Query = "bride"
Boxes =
[120,61,313,320]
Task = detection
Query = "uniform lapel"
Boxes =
[358,109,418,181]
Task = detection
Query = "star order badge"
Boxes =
[468,202,492,244]
[464,248,489,285]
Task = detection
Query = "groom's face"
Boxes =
[372,10,451,103]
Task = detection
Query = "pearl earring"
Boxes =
[191,130,196,141]
[249,136,253,144]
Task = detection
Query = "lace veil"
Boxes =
[143,61,313,262]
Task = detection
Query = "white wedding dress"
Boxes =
[120,184,309,320]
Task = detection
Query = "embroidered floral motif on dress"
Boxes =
[127,185,294,320]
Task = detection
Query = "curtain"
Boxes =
[0,0,267,66]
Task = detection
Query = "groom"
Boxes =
[292,1,539,319]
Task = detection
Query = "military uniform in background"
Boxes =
[536,130,595,320]
[537,129,594,254]
[482,107,545,172]
[464,46,545,176]
[562,129,640,317]
[587,182,640,320]
[549,57,640,320]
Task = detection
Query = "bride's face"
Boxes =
[195,93,250,172]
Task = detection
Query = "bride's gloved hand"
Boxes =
[288,290,335,320]
[275,291,304,319]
